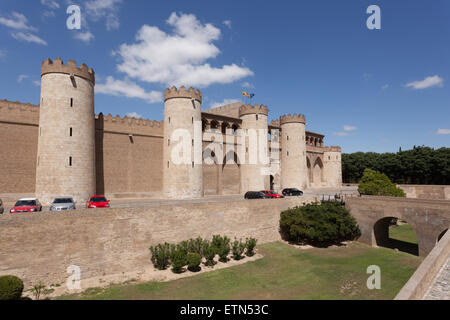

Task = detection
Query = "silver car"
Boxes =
[0,199,3,214]
[50,197,76,211]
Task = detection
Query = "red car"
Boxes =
[10,198,42,213]
[260,190,284,199]
[86,195,110,209]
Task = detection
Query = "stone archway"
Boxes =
[373,217,419,256]
[438,229,448,243]
[203,148,219,195]
[306,157,312,186]
[312,157,324,186]
[221,151,241,195]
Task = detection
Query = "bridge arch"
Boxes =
[437,229,448,243]
[373,217,419,256]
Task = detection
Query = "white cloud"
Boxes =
[210,99,240,109]
[381,84,389,90]
[333,132,350,136]
[343,125,357,131]
[85,0,122,30]
[96,76,162,104]
[405,75,443,90]
[74,31,95,43]
[223,20,232,29]
[242,81,254,89]
[126,112,143,119]
[436,129,450,135]
[11,32,47,45]
[0,49,6,57]
[0,12,36,31]
[114,12,253,88]
[33,80,41,87]
[41,0,60,9]
[17,74,29,83]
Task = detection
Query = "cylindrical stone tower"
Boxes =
[323,146,342,188]
[280,113,308,190]
[163,86,203,199]
[239,104,270,193]
[35,58,96,203]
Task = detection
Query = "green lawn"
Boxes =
[390,224,419,244]
[59,241,422,300]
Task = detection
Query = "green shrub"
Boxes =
[358,169,406,197]
[0,275,24,300]
[218,242,231,263]
[186,253,202,272]
[187,237,204,256]
[280,202,361,246]
[211,235,224,252]
[202,241,216,267]
[171,249,187,274]
[149,243,171,270]
[231,239,246,260]
[245,238,257,257]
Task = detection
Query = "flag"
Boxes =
[249,93,255,99]
[242,91,250,98]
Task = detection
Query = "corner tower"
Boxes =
[239,104,270,193]
[35,58,96,203]
[323,146,342,188]
[280,113,308,190]
[163,86,203,199]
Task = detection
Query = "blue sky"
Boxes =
[0,0,449,153]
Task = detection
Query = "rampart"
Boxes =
[0,196,317,290]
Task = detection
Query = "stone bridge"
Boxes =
[345,196,450,257]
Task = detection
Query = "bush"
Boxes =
[186,253,202,272]
[280,202,361,246]
[0,275,24,300]
[245,238,257,257]
[202,241,217,267]
[358,169,406,197]
[187,237,204,256]
[231,239,246,260]
[149,243,171,270]
[218,241,231,263]
[171,249,187,274]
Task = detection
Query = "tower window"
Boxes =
[168,139,170,146]
[167,161,170,168]
[192,117,194,124]
[70,127,73,137]
[169,117,171,124]
[192,139,194,146]
[287,151,289,156]
[287,136,289,140]
[256,115,259,121]
[69,157,72,166]
[70,98,73,107]
[192,161,194,168]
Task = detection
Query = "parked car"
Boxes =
[10,198,42,213]
[282,188,304,197]
[0,199,3,214]
[50,197,76,211]
[244,191,271,200]
[86,195,110,209]
[260,190,284,199]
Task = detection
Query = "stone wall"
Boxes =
[0,196,316,288]
[398,185,450,200]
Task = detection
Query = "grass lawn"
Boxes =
[389,224,419,245]
[59,241,422,300]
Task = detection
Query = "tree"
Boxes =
[358,169,406,197]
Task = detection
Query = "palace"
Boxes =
[0,58,342,202]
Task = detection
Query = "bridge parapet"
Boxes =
[346,196,450,257]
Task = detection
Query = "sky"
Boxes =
[0,0,449,153]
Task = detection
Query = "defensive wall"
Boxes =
[0,196,317,289]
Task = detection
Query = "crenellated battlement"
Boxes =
[239,104,268,117]
[41,57,95,85]
[323,146,342,152]
[280,113,306,125]
[0,99,40,124]
[164,86,202,103]
[96,113,164,137]
[270,120,280,127]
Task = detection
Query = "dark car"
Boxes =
[244,191,271,200]
[10,198,42,213]
[282,188,304,197]
[86,195,110,209]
